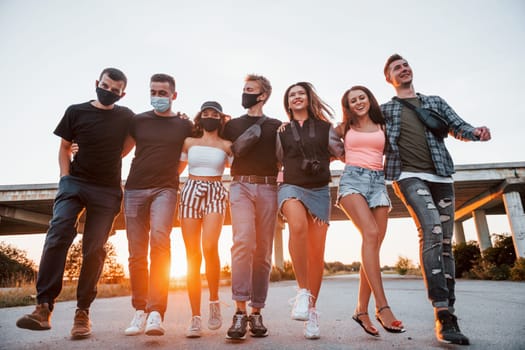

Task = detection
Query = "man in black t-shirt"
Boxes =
[16,68,134,339]
[122,74,192,337]
[222,74,281,340]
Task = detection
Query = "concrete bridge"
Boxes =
[1,162,524,266]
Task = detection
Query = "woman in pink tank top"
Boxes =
[336,86,405,336]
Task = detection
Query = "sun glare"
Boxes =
[169,252,188,278]
[110,228,235,280]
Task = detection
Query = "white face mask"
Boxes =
[150,96,170,112]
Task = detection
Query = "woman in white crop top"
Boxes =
[179,101,232,338]
[336,86,405,336]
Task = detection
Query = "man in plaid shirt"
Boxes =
[381,54,491,345]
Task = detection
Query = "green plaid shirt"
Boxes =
[381,93,479,181]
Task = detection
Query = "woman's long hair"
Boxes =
[340,85,385,135]
[284,82,333,122]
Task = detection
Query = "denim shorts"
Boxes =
[336,165,391,209]
[278,184,331,223]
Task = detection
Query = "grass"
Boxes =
[2,266,411,309]
[0,276,233,309]
[0,281,132,308]
[0,285,37,308]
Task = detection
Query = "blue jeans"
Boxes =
[393,177,455,309]
[229,182,278,308]
[124,187,178,317]
[36,175,122,310]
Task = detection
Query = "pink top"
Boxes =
[344,128,385,170]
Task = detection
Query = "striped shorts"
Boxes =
[179,179,228,219]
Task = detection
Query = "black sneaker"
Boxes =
[435,310,470,345]
[248,312,268,337]
[226,311,248,340]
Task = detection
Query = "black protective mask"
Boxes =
[241,92,263,109]
[96,87,121,106]
[201,118,221,132]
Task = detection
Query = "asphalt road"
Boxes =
[1,275,524,350]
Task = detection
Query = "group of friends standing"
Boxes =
[16,53,491,346]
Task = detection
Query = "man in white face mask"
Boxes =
[122,73,193,337]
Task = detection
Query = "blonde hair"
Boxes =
[245,74,272,102]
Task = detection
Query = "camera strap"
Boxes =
[290,119,316,159]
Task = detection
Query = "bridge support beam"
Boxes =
[274,217,285,270]
[0,205,51,226]
[454,221,466,244]
[473,209,492,254]
[503,191,525,258]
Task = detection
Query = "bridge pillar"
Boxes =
[454,221,466,244]
[502,191,525,258]
[473,209,492,253]
[273,216,285,269]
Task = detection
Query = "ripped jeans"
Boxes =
[393,177,455,309]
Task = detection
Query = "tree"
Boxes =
[0,241,37,287]
[64,239,125,284]
[325,261,347,273]
[64,240,82,282]
[483,234,516,266]
[453,240,481,278]
[510,258,525,281]
[101,242,125,284]
[467,233,517,281]
[394,256,415,275]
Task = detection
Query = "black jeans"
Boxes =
[393,177,455,309]
[36,176,122,310]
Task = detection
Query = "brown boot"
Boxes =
[16,303,52,330]
[71,309,92,339]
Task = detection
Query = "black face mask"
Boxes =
[96,87,121,106]
[242,92,263,109]
[201,118,221,132]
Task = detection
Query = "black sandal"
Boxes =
[352,312,380,337]
[375,306,405,333]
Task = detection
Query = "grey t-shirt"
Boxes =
[397,98,436,174]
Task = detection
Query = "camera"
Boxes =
[301,159,321,175]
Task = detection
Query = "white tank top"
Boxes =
[183,145,228,176]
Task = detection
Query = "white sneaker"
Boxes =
[208,301,222,330]
[186,315,202,338]
[124,310,147,336]
[145,311,165,336]
[291,288,311,321]
[304,308,320,340]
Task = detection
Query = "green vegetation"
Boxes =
[3,232,524,309]
[393,256,422,275]
[0,239,128,308]
[510,258,525,281]
[270,261,296,281]
[65,240,125,284]
[0,242,37,288]
[453,233,525,281]
[453,241,481,278]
